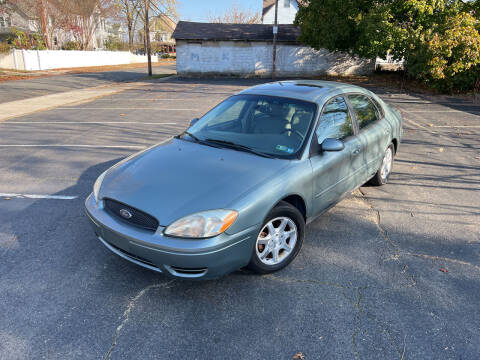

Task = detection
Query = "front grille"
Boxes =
[104,198,159,232]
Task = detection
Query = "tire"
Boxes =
[247,201,305,274]
[369,144,395,186]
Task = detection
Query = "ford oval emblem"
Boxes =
[119,209,133,219]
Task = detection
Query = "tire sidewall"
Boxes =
[380,144,395,184]
[248,202,305,274]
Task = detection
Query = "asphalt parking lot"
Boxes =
[0,63,177,104]
[0,77,479,360]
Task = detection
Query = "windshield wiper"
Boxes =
[204,138,274,158]
[176,130,200,142]
[175,131,222,149]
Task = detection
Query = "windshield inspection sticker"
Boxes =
[276,145,294,154]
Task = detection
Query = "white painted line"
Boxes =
[0,144,146,149]
[56,107,197,111]
[404,110,480,113]
[97,98,188,102]
[433,125,480,128]
[0,122,178,125]
[0,193,77,200]
[405,118,430,131]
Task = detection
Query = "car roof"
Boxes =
[238,80,369,104]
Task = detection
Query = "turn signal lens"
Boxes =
[93,171,107,203]
[164,210,238,238]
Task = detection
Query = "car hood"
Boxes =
[100,138,289,226]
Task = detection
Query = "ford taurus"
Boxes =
[85,80,403,279]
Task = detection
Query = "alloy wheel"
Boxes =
[255,217,297,266]
[380,147,393,181]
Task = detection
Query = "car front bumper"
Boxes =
[85,193,257,279]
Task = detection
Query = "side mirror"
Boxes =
[321,138,344,152]
[190,117,199,127]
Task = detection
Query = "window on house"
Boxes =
[284,0,290,8]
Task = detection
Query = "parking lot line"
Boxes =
[0,122,178,125]
[433,125,480,128]
[0,193,77,200]
[0,144,146,149]
[95,99,192,101]
[56,107,197,110]
[404,109,480,113]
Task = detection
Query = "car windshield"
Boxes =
[186,94,317,158]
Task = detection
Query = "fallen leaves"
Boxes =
[4,197,10,200]
[293,353,305,360]
[440,268,448,273]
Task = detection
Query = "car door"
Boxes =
[347,94,391,178]
[309,96,366,215]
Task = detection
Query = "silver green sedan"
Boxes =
[85,80,402,279]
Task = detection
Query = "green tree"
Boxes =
[295,0,480,91]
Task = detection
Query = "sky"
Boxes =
[177,0,262,22]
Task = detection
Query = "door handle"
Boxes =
[352,148,360,156]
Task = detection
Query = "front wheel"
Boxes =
[247,201,305,274]
[369,144,394,186]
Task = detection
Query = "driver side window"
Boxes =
[316,96,354,144]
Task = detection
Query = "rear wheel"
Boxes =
[369,144,394,186]
[247,201,305,274]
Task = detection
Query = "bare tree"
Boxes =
[116,0,140,51]
[51,0,116,50]
[136,0,177,75]
[207,3,261,24]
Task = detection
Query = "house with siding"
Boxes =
[0,0,38,41]
[262,0,303,24]
[0,0,109,50]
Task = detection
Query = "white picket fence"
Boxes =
[0,49,157,71]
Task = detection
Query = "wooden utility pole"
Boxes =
[272,0,278,78]
[145,0,153,76]
[39,0,51,49]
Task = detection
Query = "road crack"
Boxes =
[263,274,352,289]
[357,189,399,260]
[104,280,175,360]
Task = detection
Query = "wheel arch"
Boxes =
[274,194,307,222]
[391,138,398,154]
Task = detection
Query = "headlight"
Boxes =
[164,210,238,238]
[93,171,107,202]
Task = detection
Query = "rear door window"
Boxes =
[348,94,380,130]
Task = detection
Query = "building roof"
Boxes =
[172,21,300,43]
[262,0,307,19]
[262,0,276,18]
